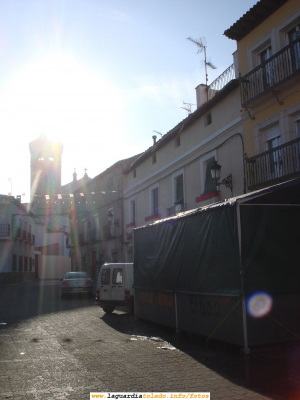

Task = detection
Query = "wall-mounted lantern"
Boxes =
[210,161,233,195]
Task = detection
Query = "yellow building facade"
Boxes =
[225,0,300,191]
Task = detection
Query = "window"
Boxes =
[258,46,272,63]
[108,177,113,188]
[248,36,272,71]
[258,46,273,89]
[287,25,300,71]
[12,255,17,272]
[29,258,32,272]
[24,257,28,272]
[206,112,212,126]
[112,268,123,284]
[152,154,156,164]
[133,169,136,178]
[175,136,181,148]
[295,118,300,137]
[19,256,23,272]
[108,208,114,236]
[175,174,184,204]
[152,187,159,215]
[130,199,136,223]
[264,125,282,175]
[202,156,216,195]
[101,269,111,285]
[65,272,88,279]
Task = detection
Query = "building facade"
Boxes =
[123,69,245,262]
[0,196,36,284]
[225,0,300,191]
[71,155,139,278]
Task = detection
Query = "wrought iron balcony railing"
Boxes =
[167,202,185,217]
[207,63,236,101]
[246,137,300,190]
[240,37,300,106]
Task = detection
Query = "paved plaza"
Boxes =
[0,280,299,399]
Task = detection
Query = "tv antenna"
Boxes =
[153,130,163,137]
[181,101,195,116]
[187,36,217,100]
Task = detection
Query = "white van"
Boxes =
[95,263,134,313]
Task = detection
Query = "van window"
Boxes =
[112,268,123,284]
[101,268,110,285]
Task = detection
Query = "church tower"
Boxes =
[29,134,63,200]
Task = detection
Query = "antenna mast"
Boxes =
[187,37,217,101]
[181,101,195,116]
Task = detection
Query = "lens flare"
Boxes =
[247,292,273,318]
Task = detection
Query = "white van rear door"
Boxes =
[100,267,112,301]
[111,266,124,301]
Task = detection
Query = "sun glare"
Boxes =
[0,53,128,194]
[0,54,125,141]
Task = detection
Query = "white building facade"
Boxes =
[123,76,245,262]
[0,196,36,284]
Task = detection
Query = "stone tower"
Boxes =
[29,134,63,200]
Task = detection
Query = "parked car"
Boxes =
[61,272,93,298]
[96,263,134,313]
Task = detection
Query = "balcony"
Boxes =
[246,137,300,191]
[0,224,10,238]
[207,63,236,101]
[240,38,300,106]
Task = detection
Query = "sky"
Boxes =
[0,0,258,203]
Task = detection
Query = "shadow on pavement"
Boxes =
[101,310,300,400]
[0,280,97,325]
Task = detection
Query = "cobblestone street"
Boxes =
[0,280,299,400]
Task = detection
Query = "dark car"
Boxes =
[61,272,93,298]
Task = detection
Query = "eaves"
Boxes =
[126,79,239,173]
[224,0,288,41]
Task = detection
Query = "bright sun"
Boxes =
[0,54,125,142]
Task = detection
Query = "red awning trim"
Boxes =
[196,191,219,203]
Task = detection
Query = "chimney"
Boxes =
[232,50,239,78]
[152,135,157,145]
[73,169,77,182]
[195,84,208,108]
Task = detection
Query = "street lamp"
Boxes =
[210,161,233,195]
[107,211,114,224]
